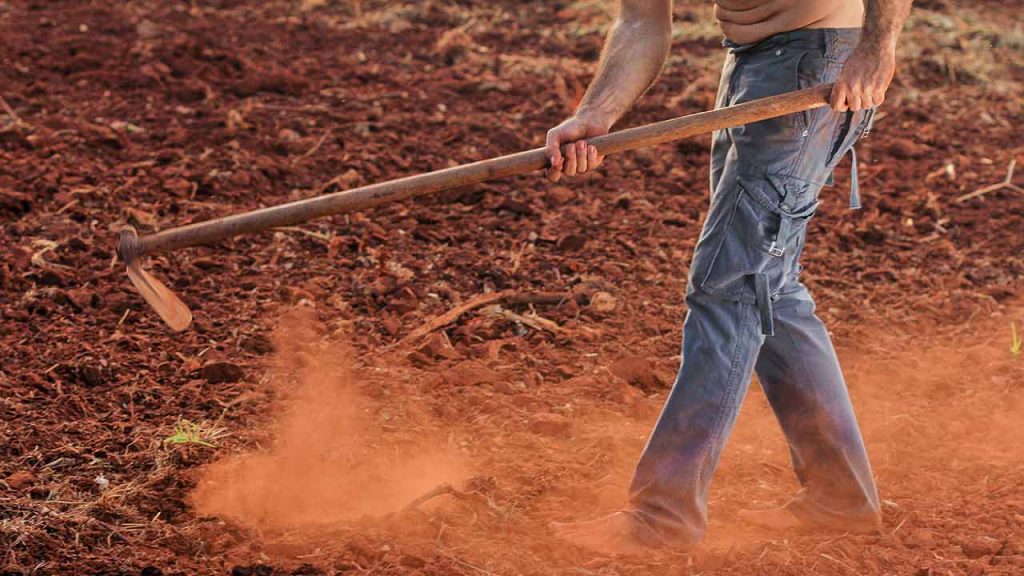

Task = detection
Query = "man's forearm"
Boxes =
[575,11,672,129]
[542,0,670,181]
[860,0,913,53]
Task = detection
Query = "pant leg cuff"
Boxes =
[627,508,703,549]
[785,494,881,533]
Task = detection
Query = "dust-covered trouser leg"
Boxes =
[625,28,880,547]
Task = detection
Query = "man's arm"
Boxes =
[831,0,913,112]
[546,0,672,182]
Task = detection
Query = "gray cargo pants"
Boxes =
[626,28,881,546]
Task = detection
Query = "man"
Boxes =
[545,0,913,553]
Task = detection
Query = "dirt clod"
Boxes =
[200,361,245,384]
[548,186,576,205]
[416,333,461,362]
[528,413,573,438]
[556,234,587,252]
[444,361,498,387]
[960,536,1003,559]
[903,528,937,548]
[609,355,666,392]
[889,137,929,159]
[5,471,36,491]
[589,291,617,313]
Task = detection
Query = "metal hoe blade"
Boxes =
[118,226,193,332]
[125,262,192,332]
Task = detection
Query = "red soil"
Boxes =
[2,1,1023,575]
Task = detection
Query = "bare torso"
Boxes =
[714,0,865,44]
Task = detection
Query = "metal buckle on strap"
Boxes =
[860,108,876,140]
[770,210,793,257]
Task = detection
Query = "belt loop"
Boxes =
[754,274,774,336]
[849,146,861,210]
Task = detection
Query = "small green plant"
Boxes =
[163,418,226,448]
[1011,322,1023,358]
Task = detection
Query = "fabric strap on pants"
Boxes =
[830,107,875,210]
[754,212,795,336]
[849,146,861,209]
[826,146,862,209]
[754,273,774,336]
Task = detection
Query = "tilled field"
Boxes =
[2,1,1023,575]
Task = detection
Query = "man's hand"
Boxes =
[831,45,896,112]
[545,115,610,182]
[542,0,671,182]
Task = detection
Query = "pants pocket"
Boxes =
[729,47,826,144]
[698,176,817,332]
[827,108,876,168]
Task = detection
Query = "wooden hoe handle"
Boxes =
[119,83,833,260]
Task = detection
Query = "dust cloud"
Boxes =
[190,309,469,530]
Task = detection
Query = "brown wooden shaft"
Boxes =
[136,83,833,257]
[589,83,833,155]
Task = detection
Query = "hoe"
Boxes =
[117,84,835,331]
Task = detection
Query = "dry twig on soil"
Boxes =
[274,226,333,243]
[955,159,1022,202]
[399,481,503,518]
[401,290,573,343]
[494,308,565,336]
[401,483,472,512]
[292,128,332,164]
[0,93,23,125]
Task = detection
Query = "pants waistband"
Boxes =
[723,28,862,57]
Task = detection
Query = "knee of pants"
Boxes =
[682,282,762,343]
